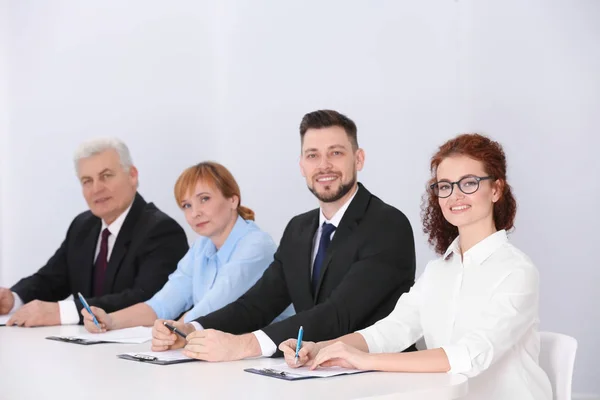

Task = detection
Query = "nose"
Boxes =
[318,155,333,170]
[449,183,466,200]
[91,180,105,194]
[191,202,203,217]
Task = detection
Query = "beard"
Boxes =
[308,171,357,203]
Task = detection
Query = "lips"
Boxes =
[449,204,471,212]
[94,196,111,204]
[195,221,209,228]
[315,174,339,183]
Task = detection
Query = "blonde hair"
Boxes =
[174,162,255,221]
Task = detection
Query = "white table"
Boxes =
[0,325,468,400]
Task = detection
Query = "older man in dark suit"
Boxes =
[0,138,188,326]
[151,110,416,361]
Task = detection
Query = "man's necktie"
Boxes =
[93,228,111,297]
[312,222,336,294]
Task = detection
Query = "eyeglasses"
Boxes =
[430,175,493,198]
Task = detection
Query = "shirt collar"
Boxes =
[101,201,133,237]
[205,215,251,264]
[443,230,509,265]
[318,185,359,228]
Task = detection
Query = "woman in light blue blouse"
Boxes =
[82,161,293,332]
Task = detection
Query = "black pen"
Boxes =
[163,321,187,340]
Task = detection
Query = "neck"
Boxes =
[457,217,497,255]
[211,213,238,250]
[319,183,358,220]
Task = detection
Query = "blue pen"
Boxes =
[77,292,101,330]
[294,326,304,365]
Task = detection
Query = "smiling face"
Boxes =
[299,126,364,204]
[436,155,501,231]
[78,149,138,225]
[179,179,238,241]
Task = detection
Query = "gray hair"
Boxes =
[73,137,134,175]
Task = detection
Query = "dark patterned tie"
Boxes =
[93,228,111,297]
[312,222,336,294]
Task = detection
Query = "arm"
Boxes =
[263,211,416,351]
[183,233,276,322]
[10,218,78,303]
[194,221,296,333]
[144,246,195,321]
[75,218,188,320]
[311,264,539,375]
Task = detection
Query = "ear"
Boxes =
[230,194,240,210]
[299,156,307,178]
[491,179,503,203]
[129,165,139,184]
[355,148,365,172]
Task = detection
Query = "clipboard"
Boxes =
[117,351,199,365]
[46,336,106,345]
[244,364,370,381]
[244,367,314,381]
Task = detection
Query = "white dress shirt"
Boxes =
[191,186,359,357]
[357,230,552,400]
[11,204,133,324]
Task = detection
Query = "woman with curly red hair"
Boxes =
[279,133,552,400]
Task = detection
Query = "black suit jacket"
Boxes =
[11,193,189,323]
[195,183,416,353]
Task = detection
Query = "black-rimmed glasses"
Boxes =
[430,176,493,198]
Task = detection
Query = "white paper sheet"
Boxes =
[0,314,13,326]
[121,349,192,361]
[258,362,365,378]
[68,326,152,343]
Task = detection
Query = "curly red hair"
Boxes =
[421,133,517,255]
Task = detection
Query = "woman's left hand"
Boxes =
[310,341,372,370]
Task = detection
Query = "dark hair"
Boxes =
[299,110,359,150]
[174,161,255,221]
[421,133,517,255]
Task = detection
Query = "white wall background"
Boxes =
[0,0,598,395]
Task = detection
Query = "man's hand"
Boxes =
[6,300,60,327]
[183,329,260,362]
[0,288,15,315]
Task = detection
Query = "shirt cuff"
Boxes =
[10,292,24,313]
[441,344,472,374]
[190,321,202,331]
[58,300,80,325]
[252,330,277,357]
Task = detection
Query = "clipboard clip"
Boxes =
[131,354,158,362]
[262,368,287,377]
[61,336,86,343]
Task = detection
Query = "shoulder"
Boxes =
[236,220,276,251]
[70,209,99,232]
[491,241,539,279]
[137,202,185,234]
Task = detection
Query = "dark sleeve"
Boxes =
[10,220,76,303]
[74,217,188,319]
[194,221,295,333]
[263,210,415,355]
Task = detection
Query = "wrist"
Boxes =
[240,333,262,359]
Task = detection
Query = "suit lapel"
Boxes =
[313,183,371,301]
[297,212,319,307]
[102,193,146,294]
[77,219,101,296]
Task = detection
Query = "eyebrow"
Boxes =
[180,191,211,204]
[303,144,348,154]
[437,174,479,182]
[80,168,114,181]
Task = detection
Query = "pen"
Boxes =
[163,321,188,340]
[294,326,303,365]
[77,292,101,330]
